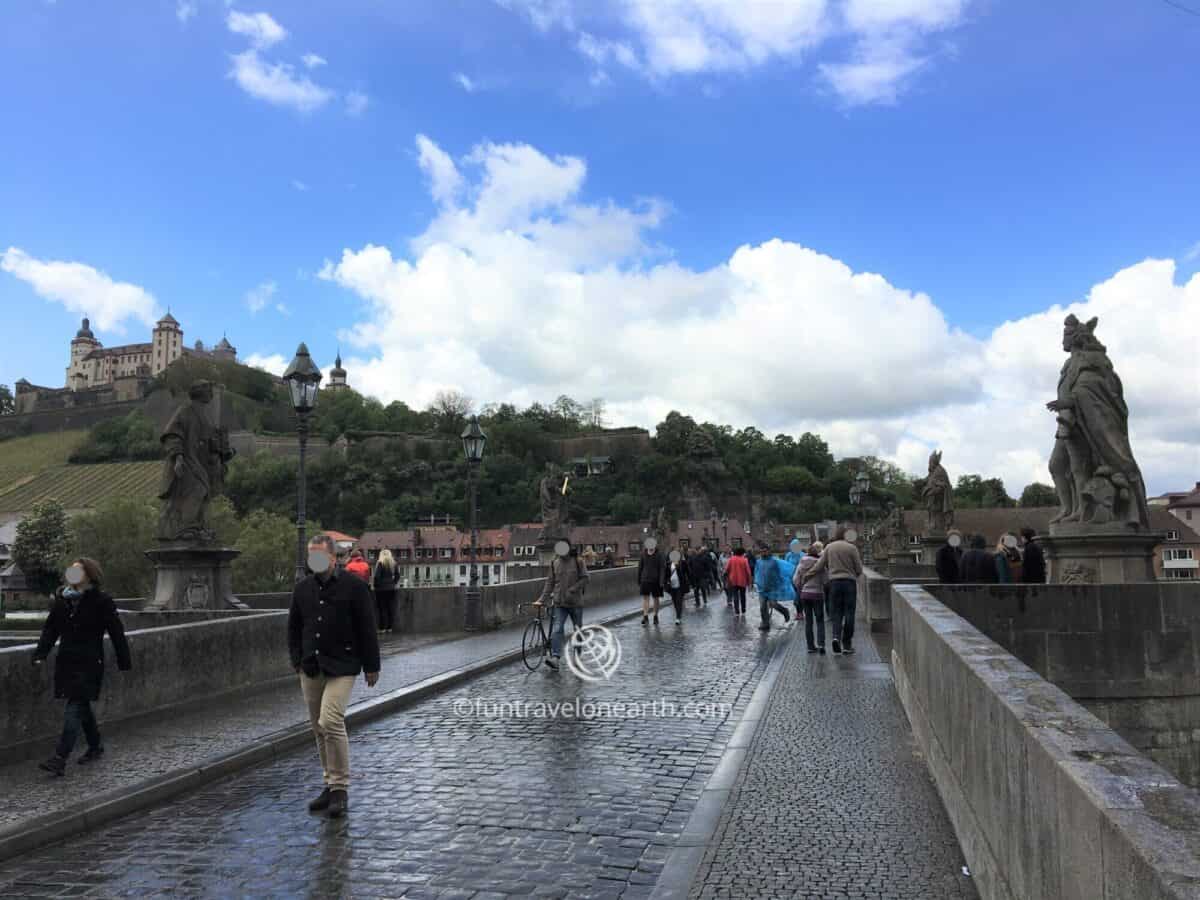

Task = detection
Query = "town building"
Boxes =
[325,353,350,392]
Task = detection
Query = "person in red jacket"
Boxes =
[723,548,752,617]
[345,549,371,582]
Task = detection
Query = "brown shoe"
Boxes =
[328,789,348,818]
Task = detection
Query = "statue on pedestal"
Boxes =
[1047,314,1150,531]
[921,451,954,534]
[538,464,567,542]
[871,504,908,562]
[156,381,234,543]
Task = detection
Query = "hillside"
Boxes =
[0,461,160,513]
[0,430,89,494]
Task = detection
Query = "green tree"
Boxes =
[67,496,158,599]
[69,411,161,463]
[0,384,14,415]
[233,509,304,593]
[1019,482,1059,508]
[13,499,72,595]
[607,492,642,523]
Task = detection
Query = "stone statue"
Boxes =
[538,464,565,541]
[871,504,907,561]
[1047,314,1150,531]
[156,381,234,543]
[654,506,670,545]
[921,450,954,534]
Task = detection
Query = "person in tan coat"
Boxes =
[540,543,589,670]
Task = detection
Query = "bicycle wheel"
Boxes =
[522,618,547,671]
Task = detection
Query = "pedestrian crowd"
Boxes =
[935,526,1046,585]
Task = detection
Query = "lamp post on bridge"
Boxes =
[721,513,728,549]
[461,415,487,631]
[849,471,870,550]
[282,343,322,583]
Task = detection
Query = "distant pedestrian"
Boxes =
[995,533,1022,583]
[809,528,863,654]
[32,558,132,776]
[666,550,691,622]
[686,548,709,607]
[753,543,792,632]
[794,542,827,653]
[958,534,998,583]
[719,550,732,603]
[637,540,666,626]
[372,549,399,634]
[345,549,370,582]
[724,548,752,616]
[935,530,963,584]
[289,535,380,819]
[540,543,589,670]
[1019,527,1046,584]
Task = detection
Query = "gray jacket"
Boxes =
[541,555,589,608]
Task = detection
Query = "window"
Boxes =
[513,546,523,557]
[496,546,504,556]
[909,535,922,545]
[440,548,453,559]
[1188,510,1194,520]
[679,538,690,551]
[1163,548,1195,561]
[1167,530,1181,542]
[493,565,500,575]
[459,566,466,576]
[732,537,743,549]
[398,549,410,560]
[526,545,535,555]
[629,542,641,554]
[1165,569,1196,580]
[425,566,431,579]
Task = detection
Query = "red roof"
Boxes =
[320,530,359,544]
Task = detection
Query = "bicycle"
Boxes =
[521,601,583,671]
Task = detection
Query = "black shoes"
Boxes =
[39,755,66,777]
[818,645,827,655]
[78,746,104,765]
[807,646,819,654]
[758,625,770,631]
[653,615,659,624]
[831,639,842,654]
[842,645,856,655]
[545,656,559,670]
[642,616,648,626]
[328,790,348,819]
[309,788,332,812]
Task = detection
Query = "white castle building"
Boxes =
[65,313,237,390]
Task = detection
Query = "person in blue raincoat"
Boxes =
[753,543,793,632]
[784,538,806,567]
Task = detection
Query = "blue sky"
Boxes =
[2,0,1197,492]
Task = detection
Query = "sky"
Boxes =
[2,0,1198,496]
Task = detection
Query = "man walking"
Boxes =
[289,534,380,819]
[540,542,589,670]
[1019,527,1046,584]
[808,528,863,654]
[753,543,792,631]
[724,548,752,617]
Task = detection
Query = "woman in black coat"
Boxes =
[32,558,132,776]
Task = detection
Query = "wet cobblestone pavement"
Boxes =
[690,631,978,899]
[0,602,778,898]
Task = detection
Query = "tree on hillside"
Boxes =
[13,499,71,595]
[0,384,13,415]
[69,411,160,463]
[1019,482,1059,508]
[955,474,1015,508]
[68,496,158,599]
[233,509,309,593]
[428,390,473,435]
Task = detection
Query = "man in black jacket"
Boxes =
[958,533,999,583]
[935,530,963,584]
[289,534,380,819]
[1020,527,1047,583]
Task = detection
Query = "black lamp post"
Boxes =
[283,343,323,582]
[709,508,718,551]
[461,415,487,631]
[721,513,728,548]
[849,471,870,548]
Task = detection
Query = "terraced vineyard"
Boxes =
[0,461,160,513]
[0,430,89,492]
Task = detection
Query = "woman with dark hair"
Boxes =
[32,558,132,776]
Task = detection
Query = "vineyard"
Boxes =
[0,430,89,494]
[0,461,160,513]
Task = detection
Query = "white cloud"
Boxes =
[501,0,973,105]
[244,280,278,314]
[302,53,327,69]
[176,0,197,23]
[454,72,477,92]
[244,352,289,376]
[1,247,158,333]
[344,90,369,117]
[317,135,1200,496]
[1185,241,1200,263]
[292,179,309,191]
[226,10,287,49]
[229,50,333,113]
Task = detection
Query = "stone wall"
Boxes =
[928,581,1200,786]
[0,612,290,761]
[0,400,145,440]
[891,583,1200,900]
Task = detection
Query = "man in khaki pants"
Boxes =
[288,535,380,818]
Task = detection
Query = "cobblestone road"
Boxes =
[0,602,779,899]
[690,632,978,899]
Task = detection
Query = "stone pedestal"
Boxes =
[1041,528,1163,584]
[144,544,242,610]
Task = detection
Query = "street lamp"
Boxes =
[721,513,728,548]
[849,471,871,546]
[709,508,718,550]
[461,415,487,631]
[283,343,322,582]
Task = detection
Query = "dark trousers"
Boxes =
[692,580,707,605]
[828,578,857,647]
[375,590,396,631]
[729,586,746,614]
[550,605,583,657]
[801,595,825,649]
[668,588,686,618]
[56,699,100,758]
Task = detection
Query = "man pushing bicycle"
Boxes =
[538,541,589,670]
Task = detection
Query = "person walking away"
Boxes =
[958,534,999,583]
[345,549,370,582]
[637,540,666,626]
[808,529,863,654]
[753,544,792,632]
[289,535,381,819]
[686,548,708,607]
[666,550,690,623]
[724,548,752,617]
[33,558,132,776]
[935,530,963,584]
[719,550,732,604]
[540,544,589,669]
[995,533,1022,583]
[1019,527,1046,584]
[373,549,399,634]
[794,542,828,653]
